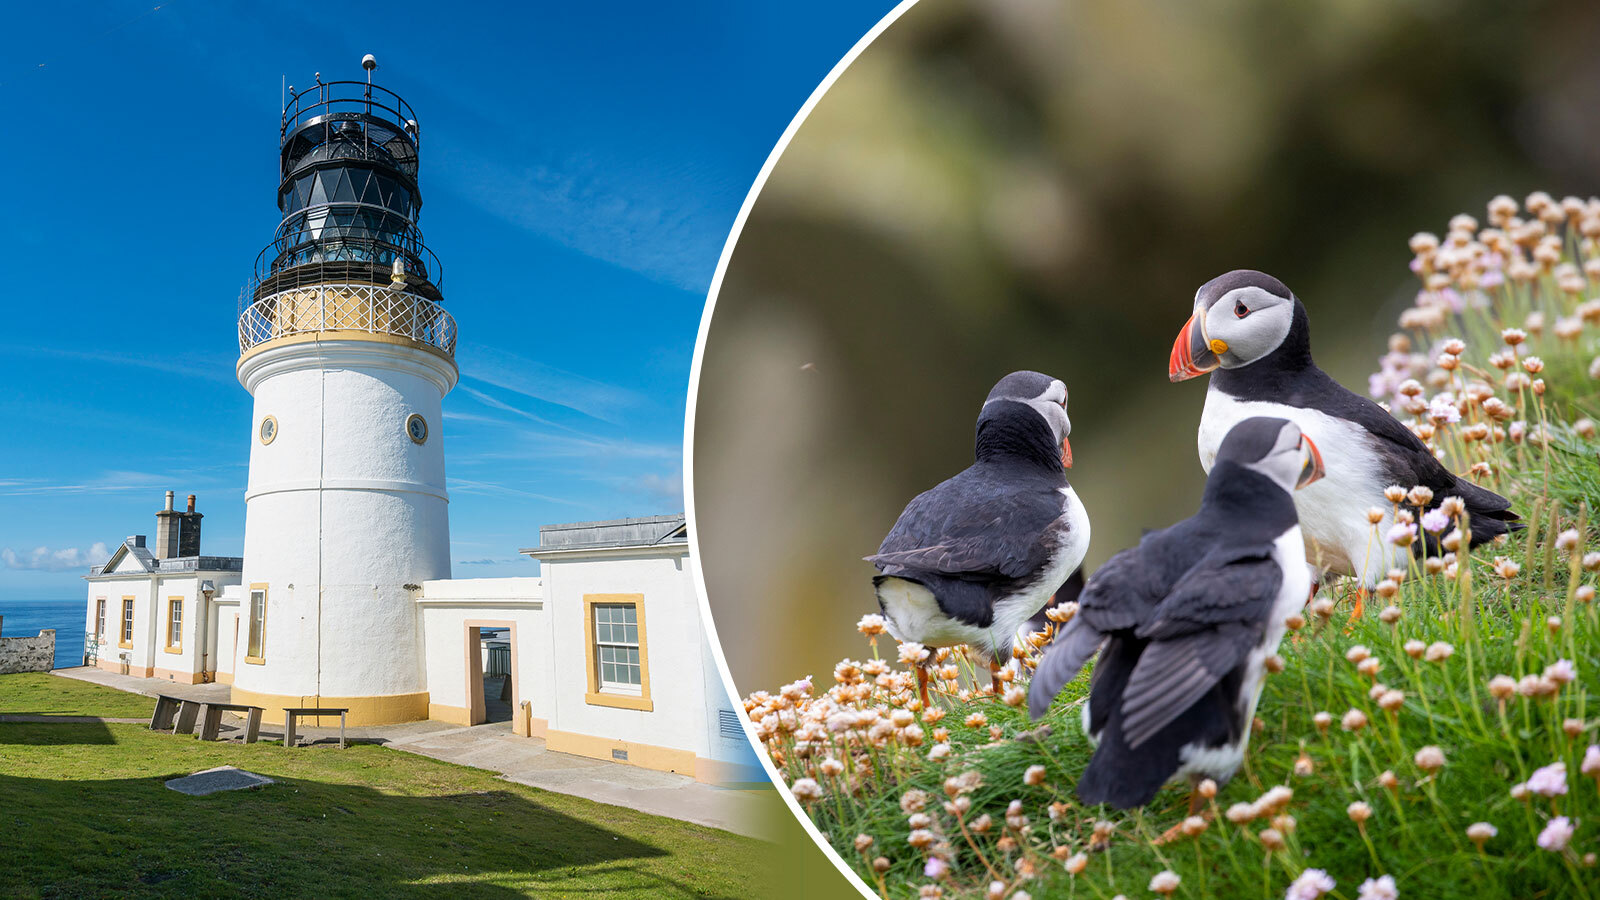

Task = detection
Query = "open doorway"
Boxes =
[465,621,518,726]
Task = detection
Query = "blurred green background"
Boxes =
[695,3,1600,892]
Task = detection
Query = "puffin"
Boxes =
[1028,416,1323,815]
[868,371,1090,705]
[1169,269,1517,600]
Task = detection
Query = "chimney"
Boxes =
[155,491,181,559]
[186,494,195,513]
[177,494,204,557]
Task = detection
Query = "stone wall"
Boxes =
[0,629,56,675]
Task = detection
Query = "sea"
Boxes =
[0,598,88,669]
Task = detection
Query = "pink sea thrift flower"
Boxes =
[1429,394,1461,423]
[1545,659,1577,684]
[924,858,948,879]
[1527,761,1568,797]
[1387,522,1418,547]
[1582,745,1600,778]
[1421,509,1451,533]
[1537,816,1574,852]
[1357,874,1399,900]
[1286,868,1336,900]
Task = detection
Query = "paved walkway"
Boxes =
[49,668,774,839]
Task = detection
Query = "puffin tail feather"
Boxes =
[1448,476,1520,546]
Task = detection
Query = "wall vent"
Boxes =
[718,708,744,741]
[611,749,628,761]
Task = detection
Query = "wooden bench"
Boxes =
[283,707,349,749]
[197,702,264,743]
[149,694,184,731]
[171,698,205,736]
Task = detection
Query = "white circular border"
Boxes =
[683,3,921,897]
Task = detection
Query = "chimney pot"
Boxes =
[165,490,175,511]
[186,494,196,513]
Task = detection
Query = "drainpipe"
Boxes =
[199,580,215,682]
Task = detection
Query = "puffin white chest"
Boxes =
[1198,388,1401,582]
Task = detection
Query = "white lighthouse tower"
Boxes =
[232,57,457,724]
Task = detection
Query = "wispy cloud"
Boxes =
[433,141,725,291]
[2,542,110,572]
[0,471,182,498]
[456,384,591,435]
[0,343,238,384]
[448,478,589,506]
[634,471,684,504]
[460,345,645,424]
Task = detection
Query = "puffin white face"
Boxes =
[1240,420,1325,491]
[1198,287,1294,369]
[1169,270,1298,381]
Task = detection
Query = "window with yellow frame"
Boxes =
[118,597,134,648]
[583,594,652,711]
[244,584,268,664]
[164,596,183,654]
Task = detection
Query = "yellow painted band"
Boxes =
[237,329,455,367]
[151,667,202,684]
[427,703,472,726]
[545,728,697,777]
[226,686,430,726]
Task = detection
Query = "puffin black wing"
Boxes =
[1118,544,1281,749]
[867,479,1065,580]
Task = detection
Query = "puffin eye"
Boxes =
[1234,300,1250,319]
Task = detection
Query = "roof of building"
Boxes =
[524,514,687,554]
[88,535,243,578]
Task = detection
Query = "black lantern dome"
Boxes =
[253,61,442,302]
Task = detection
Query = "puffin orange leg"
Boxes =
[990,660,1003,694]
[1349,587,1368,620]
[1152,791,1211,845]
[916,664,931,708]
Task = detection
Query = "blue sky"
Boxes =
[0,1,896,599]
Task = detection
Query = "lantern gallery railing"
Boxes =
[238,284,457,357]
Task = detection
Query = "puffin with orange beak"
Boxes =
[1029,417,1322,816]
[1169,270,1516,600]
[868,371,1089,704]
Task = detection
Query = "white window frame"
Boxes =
[592,602,643,696]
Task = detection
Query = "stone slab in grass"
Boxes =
[164,766,274,796]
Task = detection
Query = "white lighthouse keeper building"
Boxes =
[229,62,458,724]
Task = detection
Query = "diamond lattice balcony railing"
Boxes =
[238,284,456,356]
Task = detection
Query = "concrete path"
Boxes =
[55,667,232,703]
[48,668,774,839]
[383,721,777,839]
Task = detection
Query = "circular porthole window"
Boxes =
[259,415,279,445]
[406,413,429,445]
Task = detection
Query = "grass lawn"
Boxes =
[0,674,769,899]
[0,672,157,719]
